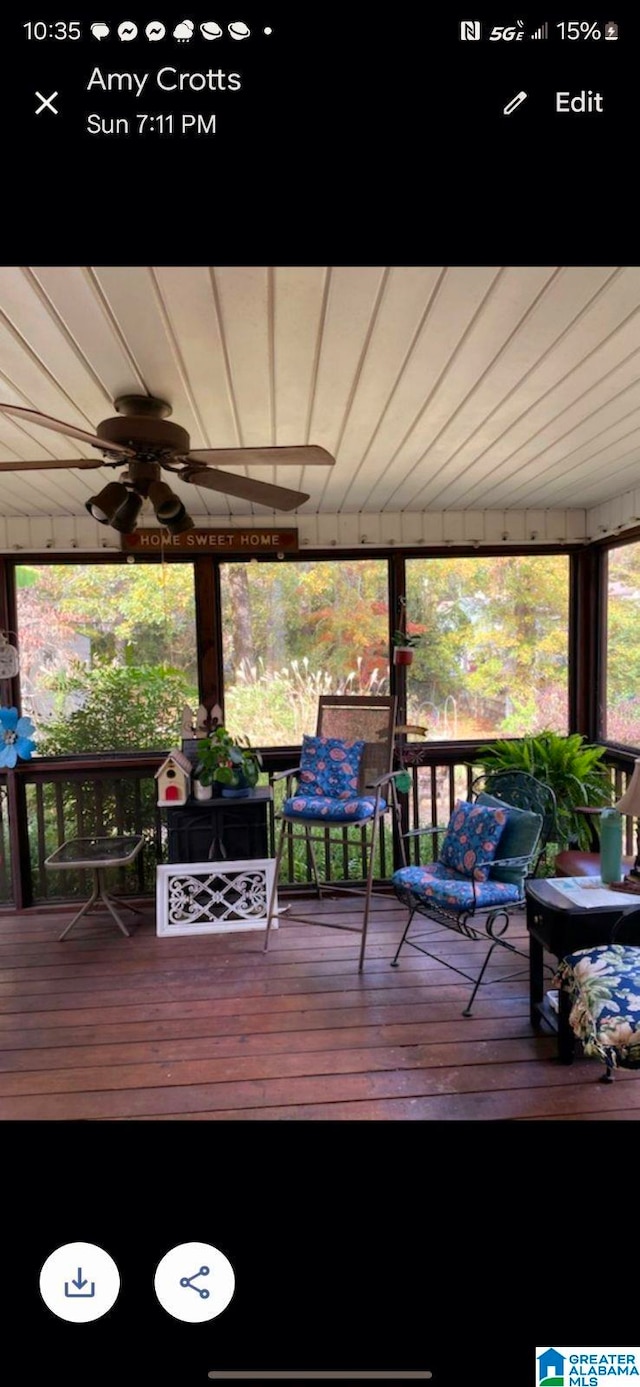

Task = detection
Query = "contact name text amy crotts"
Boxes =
[86,66,242,96]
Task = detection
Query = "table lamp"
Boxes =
[614,757,640,886]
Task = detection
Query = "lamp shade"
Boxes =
[108,491,144,533]
[86,480,130,524]
[614,759,640,816]
[148,479,183,521]
[162,507,194,535]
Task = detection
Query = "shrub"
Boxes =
[37,659,197,754]
[476,730,611,850]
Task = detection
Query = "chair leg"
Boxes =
[305,825,322,897]
[264,818,287,953]
[462,940,501,1017]
[600,1064,615,1083]
[390,905,417,967]
[358,819,379,972]
[391,906,519,1016]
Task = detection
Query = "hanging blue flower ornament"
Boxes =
[0,708,37,768]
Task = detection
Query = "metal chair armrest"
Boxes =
[271,766,301,783]
[403,825,449,840]
[489,853,536,870]
[449,852,535,882]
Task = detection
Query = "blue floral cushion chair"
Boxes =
[284,734,376,821]
[264,694,404,970]
[555,935,640,1081]
[392,794,544,1015]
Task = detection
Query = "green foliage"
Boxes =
[605,540,640,745]
[221,560,390,685]
[476,731,611,849]
[16,563,199,721]
[25,776,160,900]
[225,656,388,745]
[17,553,579,751]
[195,725,263,789]
[37,659,197,753]
[392,629,422,648]
[15,565,38,588]
[405,554,570,738]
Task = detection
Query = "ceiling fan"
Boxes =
[0,395,335,534]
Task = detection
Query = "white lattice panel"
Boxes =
[156,859,278,936]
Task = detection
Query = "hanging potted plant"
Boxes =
[392,629,422,667]
[195,725,263,799]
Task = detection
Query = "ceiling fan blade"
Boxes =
[0,403,136,456]
[183,467,309,511]
[0,457,106,471]
[186,445,335,468]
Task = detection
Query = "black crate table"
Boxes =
[45,833,145,941]
[163,786,273,864]
[526,876,640,1062]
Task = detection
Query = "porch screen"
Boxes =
[220,560,389,746]
[405,554,570,740]
[14,562,198,752]
[604,539,640,747]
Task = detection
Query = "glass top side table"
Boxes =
[45,834,145,941]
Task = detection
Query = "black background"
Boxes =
[9,1120,633,1385]
[2,6,638,1383]
[1,6,638,262]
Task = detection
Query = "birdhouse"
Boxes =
[155,749,193,807]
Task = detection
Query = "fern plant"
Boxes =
[476,731,611,850]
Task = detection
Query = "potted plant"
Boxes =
[392,629,422,666]
[475,730,611,850]
[195,725,263,799]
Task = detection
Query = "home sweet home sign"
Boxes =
[121,528,299,553]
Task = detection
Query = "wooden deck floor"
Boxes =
[0,894,638,1120]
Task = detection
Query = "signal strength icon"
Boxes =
[530,21,548,39]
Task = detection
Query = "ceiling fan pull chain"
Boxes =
[159,538,174,666]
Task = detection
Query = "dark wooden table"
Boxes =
[163,786,273,864]
[526,877,640,1061]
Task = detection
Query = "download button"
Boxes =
[39,1242,120,1322]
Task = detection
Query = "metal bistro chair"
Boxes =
[264,694,406,969]
[390,769,557,1015]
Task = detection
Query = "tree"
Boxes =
[37,659,196,754]
[605,540,640,743]
[405,554,569,736]
[15,562,199,743]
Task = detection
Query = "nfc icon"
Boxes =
[460,20,481,40]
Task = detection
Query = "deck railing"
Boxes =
[1,743,638,908]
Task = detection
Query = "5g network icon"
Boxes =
[460,20,481,40]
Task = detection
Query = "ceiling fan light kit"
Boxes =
[0,395,336,537]
[105,491,144,534]
[147,479,185,521]
[163,508,196,536]
[86,480,130,524]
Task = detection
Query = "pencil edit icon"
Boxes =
[503,90,528,114]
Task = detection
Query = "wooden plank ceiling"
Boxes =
[0,265,639,526]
